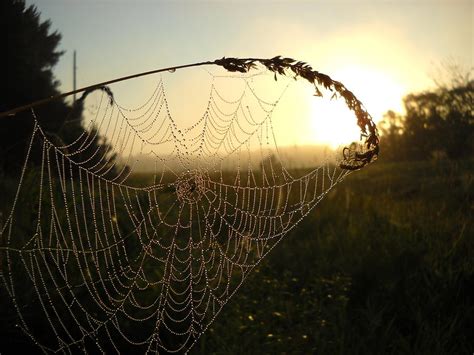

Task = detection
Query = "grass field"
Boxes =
[193,159,474,354]
[0,159,472,354]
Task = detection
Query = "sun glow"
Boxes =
[310,96,361,149]
[335,66,405,117]
[309,66,405,148]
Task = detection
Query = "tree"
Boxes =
[0,0,65,171]
[380,68,473,161]
[0,0,120,177]
[379,110,406,162]
[403,82,473,160]
[1,0,63,108]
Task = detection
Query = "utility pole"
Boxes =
[73,50,77,104]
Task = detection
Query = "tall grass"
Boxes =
[194,159,473,354]
[0,159,472,353]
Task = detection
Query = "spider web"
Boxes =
[0,63,375,353]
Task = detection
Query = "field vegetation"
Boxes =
[1,158,472,354]
[194,159,473,354]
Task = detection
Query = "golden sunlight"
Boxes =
[333,66,405,121]
[310,96,360,149]
[309,66,405,148]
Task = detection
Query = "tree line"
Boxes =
[379,69,473,162]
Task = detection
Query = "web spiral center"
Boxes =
[175,170,207,203]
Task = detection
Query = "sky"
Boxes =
[26,0,473,148]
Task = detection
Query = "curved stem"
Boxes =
[0,56,380,170]
[0,60,214,119]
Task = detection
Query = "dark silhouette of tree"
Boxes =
[0,0,120,177]
[0,0,63,108]
[379,110,406,161]
[380,69,473,162]
[0,0,65,171]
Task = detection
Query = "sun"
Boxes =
[310,96,361,149]
[309,66,405,148]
